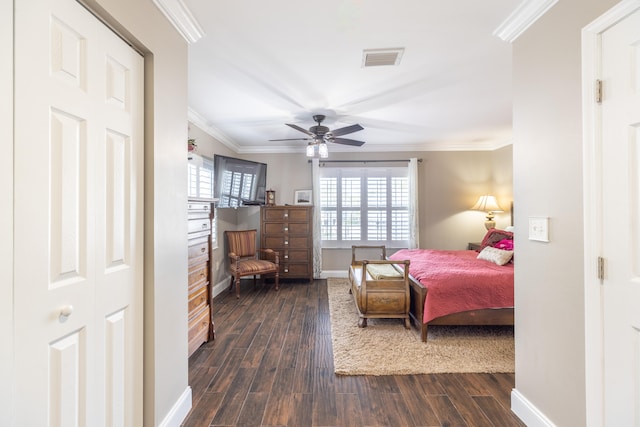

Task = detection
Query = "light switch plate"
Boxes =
[528,216,549,242]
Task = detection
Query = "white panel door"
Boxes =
[600,7,640,426]
[14,0,144,425]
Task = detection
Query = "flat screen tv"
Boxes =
[213,154,267,208]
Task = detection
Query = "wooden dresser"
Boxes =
[187,200,215,356]
[260,205,313,282]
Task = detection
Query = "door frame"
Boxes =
[0,1,14,425]
[582,1,640,425]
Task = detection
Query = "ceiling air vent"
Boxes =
[362,48,404,67]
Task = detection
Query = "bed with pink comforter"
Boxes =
[388,248,514,342]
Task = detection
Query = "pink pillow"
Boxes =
[494,238,513,251]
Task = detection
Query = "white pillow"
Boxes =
[477,246,513,266]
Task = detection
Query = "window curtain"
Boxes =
[408,158,419,249]
[311,158,323,278]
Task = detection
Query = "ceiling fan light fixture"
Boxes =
[318,142,329,158]
[306,144,315,157]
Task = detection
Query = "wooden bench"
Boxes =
[348,245,411,328]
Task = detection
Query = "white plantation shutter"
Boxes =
[318,165,410,248]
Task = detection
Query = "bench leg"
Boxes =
[358,317,367,328]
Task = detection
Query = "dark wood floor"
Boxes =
[183,279,525,427]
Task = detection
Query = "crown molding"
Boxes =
[188,108,241,153]
[152,0,204,44]
[493,0,559,43]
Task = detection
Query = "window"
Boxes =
[187,154,214,200]
[319,166,409,248]
[188,154,217,247]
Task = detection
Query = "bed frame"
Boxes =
[407,277,514,342]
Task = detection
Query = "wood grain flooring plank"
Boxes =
[249,346,281,393]
[394,375,441,426]
[181,392,224,427]
[261,368,294,426]
[236,392,269,427]
[208,348,250,393]
[311,368,338,426]
[435,374,493,427]
[287,393,313,427]
[210,367,258,426]
[428,395,469,427]
[335,393,365,427]
[472,396,527,427]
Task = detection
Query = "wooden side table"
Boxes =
[467,242,481,251]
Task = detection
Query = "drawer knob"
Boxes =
[201,224,207,229]
[59,305,73,322]
[284,227,288,231]
[284,255,289,259]
[284,213,288,218]
[200,247,206,253]
[284,269,289,273]
[284,241,288,245]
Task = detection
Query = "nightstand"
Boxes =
[467,242,481,251]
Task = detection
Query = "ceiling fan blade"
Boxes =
[269,137,313,142]
[330,123,364,137]
[286,123,315,136]
[331,137,366,147]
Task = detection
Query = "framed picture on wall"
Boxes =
[294,190,312,205]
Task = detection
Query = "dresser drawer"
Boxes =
[188,201,212,214]
[262,222,310,235]
[188,283,209,318]
[188,261,208,291]
[188,305,210,356]
[280,262,311,276]
[188,218,211,234]
[262,207,310,222]
[263,235,310,249]
[188,239,209,266]
[280,248,310,262]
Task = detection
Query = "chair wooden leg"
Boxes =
[235,277,241,299]
[228,276,234,292]
[274,273,279,291]
[253,275,257,290]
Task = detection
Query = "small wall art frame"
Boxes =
[294,190,312,205]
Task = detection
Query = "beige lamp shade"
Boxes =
[471,195,503,230]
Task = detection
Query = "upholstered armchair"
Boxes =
[225,229,279,298]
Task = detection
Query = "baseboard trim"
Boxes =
[511,388,556,427]
[158,386,192,427]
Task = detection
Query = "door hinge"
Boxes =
[595,79,603,104]
[597,256,605,282]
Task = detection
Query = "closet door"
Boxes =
[14,0,144,424]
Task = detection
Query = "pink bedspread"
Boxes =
[389,249,514,323]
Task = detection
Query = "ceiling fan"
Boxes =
[270,114,366,147]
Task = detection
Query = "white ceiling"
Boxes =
[183,0,527,154]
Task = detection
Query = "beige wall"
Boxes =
[511,0,618,425]
[190,122,513,275]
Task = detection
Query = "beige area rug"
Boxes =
[327,278,515,375]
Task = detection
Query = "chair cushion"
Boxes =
[231,259,277,275]
[226,230,257,257]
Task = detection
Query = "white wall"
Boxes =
[511,0,618,425]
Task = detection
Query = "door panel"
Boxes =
[600,7,640,425]
[14,0,143,425]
